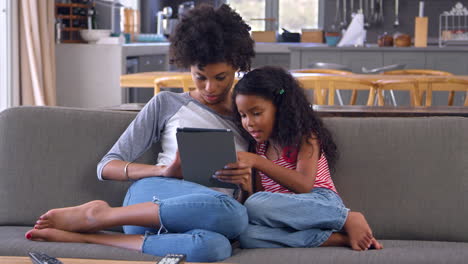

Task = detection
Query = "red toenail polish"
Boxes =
[26,234,32,239]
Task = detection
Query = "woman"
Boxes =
[25,4,255,262]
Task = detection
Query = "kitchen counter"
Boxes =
[122,42,303,54]
[289,44,468,52]
[289,44,468,76]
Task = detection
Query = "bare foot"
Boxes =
[344,212,382,251]
[370,238,384,250]
[321,232,350,247]
[25,228,86,243]
[34,200,110,233]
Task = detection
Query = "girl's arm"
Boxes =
[239,134,321,194]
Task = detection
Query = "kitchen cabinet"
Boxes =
[341,51,383,73]
[56,43,169,108]
[138,55,166,72]
[290,46,468,106]
[252,54,290,69]
[425,52,468,75]
[127,55,167,103]
[300,51,341,69]
[383,52,426,69]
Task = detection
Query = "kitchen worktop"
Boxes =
[122,42,304,53]
[62,42,468,56]
[289,44,468,51]
[123,42,468,52]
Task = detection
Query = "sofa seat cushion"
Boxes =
[228,240,468,264]
[0,226,158,261]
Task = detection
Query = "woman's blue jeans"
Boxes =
[122,177,248,262]
[239,188,349,248]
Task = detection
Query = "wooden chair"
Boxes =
[373,79,421,106]
[291,69,361,105]
[154,74,240,95]
[382,69,454,76]
[296,75,376,106]
[382,69,456,105]
[290,69,353,75]
[418,78,468,106]
[154,75,196,95]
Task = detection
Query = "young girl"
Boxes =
[215,66,383,251]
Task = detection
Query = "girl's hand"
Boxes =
[214,151,257,194]
[162,151,183,179]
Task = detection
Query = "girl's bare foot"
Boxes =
[344,212,383,251]
[321,232,350,247]
[34,200,110,233]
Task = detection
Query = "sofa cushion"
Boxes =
[0,226,158,261]
[0,107,156,228]
[227,240,468,264]
[325,117,468,242]
[5,226,468,263]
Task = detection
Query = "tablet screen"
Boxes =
[176,127,238,189]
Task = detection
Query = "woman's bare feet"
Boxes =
[34,200,110,233]
[25,228,86,243]
[25,228,144,251]
[343,212,383,251]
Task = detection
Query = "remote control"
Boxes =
[157,253,186,264]
[28,252,63,264]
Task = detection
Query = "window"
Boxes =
[119,0,139,10]
[279,0,319,32]
[227,0,321,32]
[228,0,266,31]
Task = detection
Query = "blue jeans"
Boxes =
[239,188,349,248]
[122,177,248,262]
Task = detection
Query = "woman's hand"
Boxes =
[214,151,257,194]
[162,151,183,179]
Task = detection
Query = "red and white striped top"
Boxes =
[256,142,337,194]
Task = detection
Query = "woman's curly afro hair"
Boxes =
[232,66,338,171]
[169,4,255,71]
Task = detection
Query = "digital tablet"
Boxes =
[176,127,238,189]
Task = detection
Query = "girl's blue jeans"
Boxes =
[239,188,349,248]
[122,177,248,262]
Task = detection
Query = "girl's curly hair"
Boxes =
[232,66,338,171]
[169,4,255,71]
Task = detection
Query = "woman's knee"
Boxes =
[142,229,232,262]
[214,195,248,238]
[161,194,247,239]
[184,229,232,262]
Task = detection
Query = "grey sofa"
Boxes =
[1,106,467,263]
